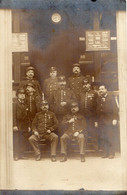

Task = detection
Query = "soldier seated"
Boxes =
[60,102,87,162]
[29,100,58,161]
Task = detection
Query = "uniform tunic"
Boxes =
[68,74,85,101]
[29,110,58,156]
[52,87,77,115]
[26,93,41,125]
[43,77,59,104]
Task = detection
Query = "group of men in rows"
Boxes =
[13,63,119,162]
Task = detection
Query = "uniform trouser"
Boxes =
[100,124,115,156]
[29,132,58,156]
[13,131,30,157]
[86,117,98,149]
[60,133,86,155]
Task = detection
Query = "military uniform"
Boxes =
[52,88,76,114]
[68,74,85,101]
[60,112,87,156]
[13,91,30,159]
[29,110,58,157]
[96,93,118,157]
[26,93,41,125]
[19,66,42,97]
[79,87,98,149]
[43,77,59,104]
[20,78,42,97]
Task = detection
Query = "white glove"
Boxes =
[94,122,98,128]
[47,129,51,134]
[112,120,117,126]
[74,132,79,137]
[13,126,18,132]
[68,118,75,123]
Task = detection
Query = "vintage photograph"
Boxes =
[0,0,127,192]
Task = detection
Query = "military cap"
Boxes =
[16,88,25,96]
[26,83,35,88]
[72,63,80,68]
[40,100,49,106]
[26,66,35,72]
[50,67,57,72]
[58,75,66,82]
[71,102,79,107]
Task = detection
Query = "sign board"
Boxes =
[12,33,28,52]
[86,30,110,51]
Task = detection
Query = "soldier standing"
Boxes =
[29,100,58,161]
[60,102,87,162]
[43,67,59,106]
[20,66,42,97]
[13,88,31,161]
[25,83,41,127]
[68,63,85,102]
[95,85,118,159]
[51,76,77,135]
[79,78,98,150]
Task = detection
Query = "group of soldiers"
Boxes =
[13,63,119,162]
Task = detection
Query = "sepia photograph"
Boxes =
[0,0,127,193]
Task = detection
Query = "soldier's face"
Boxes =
[71,106,79,113]
[41,104,49,111]
[73,67,80,74]
[26,70,34,78]
[26,86,35,93]
[99,86,107,96]
[18,93,25,100]
[50,71,57,78]
[83,83,91,90]
[59,81,66,88]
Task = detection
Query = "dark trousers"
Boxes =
[13,131,30,157]
[100,124,115,156]
[86,117,98,150]
[60,133,86,155]
[29,132,58,156]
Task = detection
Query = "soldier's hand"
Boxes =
[68,118,75,123]
[34,131,39,137]
[28,127,31,132]
[94,122,98,128]
[47,130,51,134]
[112,120,117,126]
[13,126,18,132]
[61,102,67,106]
[74,132,79,137]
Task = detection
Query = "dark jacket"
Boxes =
[51,87,77,115]
[13,98,30,131]
[61,113,87,137]
[32,110,58,135]
[43,77,59,103]
[68,74,85,100]
[96,94,118,125]
[26,93,41,121]
[79,89,97,117]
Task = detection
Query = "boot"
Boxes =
[60,154,67,162]
[80,155,85,162]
